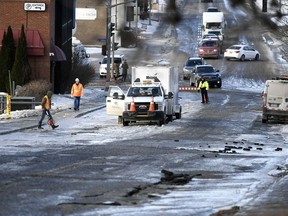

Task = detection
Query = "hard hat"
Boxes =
[75,78,79,82]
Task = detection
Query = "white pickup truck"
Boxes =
[106,65,182,126]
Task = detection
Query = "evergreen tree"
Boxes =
[11,24,31,87]
[0,26,15,93]
[0,32,7,92]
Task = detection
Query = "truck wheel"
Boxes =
[262,115,267,123]
[175,111,181,119]
[167,115,173,122]
[123,120,129,126]
[118,116,123,124]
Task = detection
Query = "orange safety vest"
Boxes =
[71,83,84,97]
[42,95,51,110]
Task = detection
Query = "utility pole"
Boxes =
[105,0,137,89]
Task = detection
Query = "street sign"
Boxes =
[24,3,46,11]
[97,38,107,42]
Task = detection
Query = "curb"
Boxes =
[0,104,106,135]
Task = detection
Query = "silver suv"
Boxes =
[182,57,205,80]
[99,55,126,78]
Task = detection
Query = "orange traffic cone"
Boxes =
[130,97,136,111]
[149,96,155,111]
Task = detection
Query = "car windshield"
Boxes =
[127,87,162,97]
[186,59,203,66]
[207,7,218,12]
[197,67,214,73]
[201,41,217,47]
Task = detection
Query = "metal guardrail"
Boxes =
[0,101,41,105]
[0,93,40,118]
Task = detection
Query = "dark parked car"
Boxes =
[182,57,206,80]
[190,64,222,88]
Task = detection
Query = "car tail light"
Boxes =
[235,51,240,53]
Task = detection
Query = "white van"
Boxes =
[262,77,288,123]
[99,55,125,78]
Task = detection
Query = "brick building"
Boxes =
[0,0,138,93]
[0,0,74,94]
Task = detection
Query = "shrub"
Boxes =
[15,79,53,102]
[67,56,94,91]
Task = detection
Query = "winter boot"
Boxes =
[38,123,43,129]
[52,124,59,129]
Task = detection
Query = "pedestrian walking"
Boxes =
[71,78,84,111]
[122,59,129,82]
[38,91,59,129]
[197,77,209,103]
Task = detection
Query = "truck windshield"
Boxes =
[206,23,221,29]
[127,87,162,97]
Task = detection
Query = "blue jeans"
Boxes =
[74,96,81,110]
[39,109,52,125]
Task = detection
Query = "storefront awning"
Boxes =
[50,45,66,62]
[0,29,45,56]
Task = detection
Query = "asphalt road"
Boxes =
[1,0,288,215]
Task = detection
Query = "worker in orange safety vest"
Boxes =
[38,91,59,129]
[71,78,84,111]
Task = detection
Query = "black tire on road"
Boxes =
[167,115,173,122]
[123,120,129,126]
[262,115,267,123]
[255,54,260,61]
[175,110,181,119]
[240,55,245,61]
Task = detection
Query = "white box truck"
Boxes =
[262,77,288,123]
[106,65,182,126]
[202,12,225,38]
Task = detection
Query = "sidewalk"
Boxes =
[0,102,105,135]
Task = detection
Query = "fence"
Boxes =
[0,93,38,119]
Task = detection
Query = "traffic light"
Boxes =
[113,42,119,51]
[109,22,115,37]
[101,45,106,56]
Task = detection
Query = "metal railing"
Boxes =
[0,93,40,118]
